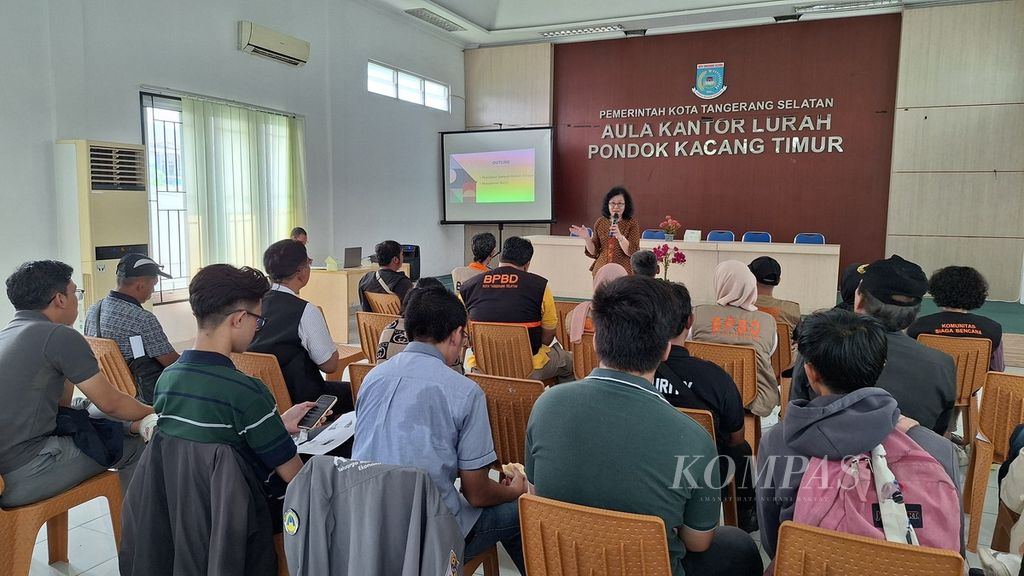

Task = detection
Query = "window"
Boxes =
[141,94,190,304]
[366,60,449,112]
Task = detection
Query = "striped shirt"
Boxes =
[153,350,296,475]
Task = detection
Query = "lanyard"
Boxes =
[587,375,672,406]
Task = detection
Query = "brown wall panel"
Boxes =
[553,15,901,275]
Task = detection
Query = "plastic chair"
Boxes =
[355,312,400,362]
[464,548,499,576]
[519,494,672,576]
[793,232,825,244]
[86,336,138,397]
[677,408,738,527]
[347,362,374,406]
[553,300,580,349]
[741,231,772,242]
[572,331,599,380]
[0,471,123,575]
[641,229,666,240]
[469,322,535,380]
[685,341,761,454]
[327,344,365,382]
[771,323,794,381]
[569,227,593,238]
[917,334,991,448]
[468,374,545,467]
[706,230,735,242]
[364,292,401,315]
[774,521,964,576]
[230,351,293,411]
[779,375,792,421]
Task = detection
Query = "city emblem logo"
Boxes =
[692,62,727,99]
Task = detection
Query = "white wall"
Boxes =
[0,0,466,327]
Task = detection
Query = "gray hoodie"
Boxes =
[755,387,962,557]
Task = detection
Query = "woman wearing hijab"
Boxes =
[567,264,629,345]
[569,186,641,278]
[689,260,780,417]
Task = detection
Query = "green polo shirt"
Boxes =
[525,368,720,576]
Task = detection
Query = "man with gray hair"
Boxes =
[789,255,956,434]
[630,249,659,278]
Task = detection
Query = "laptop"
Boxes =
[343,247,362,269]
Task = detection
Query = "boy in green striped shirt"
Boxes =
[153,264,323,530]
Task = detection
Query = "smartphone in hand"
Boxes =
[298,394,337,429]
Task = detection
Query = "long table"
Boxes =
[525,235,841,313]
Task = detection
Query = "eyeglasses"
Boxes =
[229,309,266,331]
[49,288,85,304]
[608,201,626,207]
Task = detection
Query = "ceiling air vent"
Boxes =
[404,8,467,32]
[89,145,146,191]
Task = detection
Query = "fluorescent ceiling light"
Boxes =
[795,0,902,13]
[539,24,625,37]
[404,8,467,32]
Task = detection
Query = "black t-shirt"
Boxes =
[357,268,414,312]
[654,345,744,446]
[908,311,1002,349]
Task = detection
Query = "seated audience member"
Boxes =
[452,232,497,291]
[655,281,757,532]
[0,261,153,507]
[980,433,1024,575]
[757,308,962,557]
[376,277,448,363]
[630,249,659,278]
[290,226,308,245]
[248,239,353,411]
[460,236,574,383]
[834,262,864,311]
[84,253,180,403]
[690,260,780,417]
[353,285,528,573]
[749,256,800,328]
[908,265,1004,371]
[358,240,414,312]
[526,276,762,576]
[790,255,956,434]
[154,264,323,530]
[568,263,628,345]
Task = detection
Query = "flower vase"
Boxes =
[664,233,675,241]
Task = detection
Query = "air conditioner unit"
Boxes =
[239,21,309,67]
[55,140,151,317]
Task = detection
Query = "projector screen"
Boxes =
[441,127,554,224]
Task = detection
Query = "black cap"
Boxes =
[749,256,782,286]
[858,255,927,306]
[117,254,171,279]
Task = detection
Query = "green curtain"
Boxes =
[181,97,306,272]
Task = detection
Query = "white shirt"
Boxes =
[271,284,336,366]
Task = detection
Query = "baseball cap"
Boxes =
[748,256,782,286]
[117,254,172,279]
[858,255,927,306]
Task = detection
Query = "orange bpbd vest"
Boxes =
[460,265,548,354]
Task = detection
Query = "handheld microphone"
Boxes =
[610,213,619,238]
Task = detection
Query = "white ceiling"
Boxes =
[374,0,993,47]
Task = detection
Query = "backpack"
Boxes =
[792,429,960,552]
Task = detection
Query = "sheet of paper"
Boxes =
[296,411,356,455]
[129,335,146,359]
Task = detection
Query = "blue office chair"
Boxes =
[569,227,594,238]
[641,229,666,240]
[706,230,735,242]
[794,232,826,244]
[742,231,772,243]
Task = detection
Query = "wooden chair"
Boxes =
[327,344,366,382]
[468,374,545,467]
[355,311,399,362]
[463,547,499,576]
[519,494,672,576]
[917,334,991,447]
[677,408,738,527]
[230,351,293,411]
[365,292,401,315]
[553,299,579,348]
[347,362,375,406]
[779,376,791,421]
[572,330,599,380]
[469,322,535,380]
[685,341,761,454]
[964,371,1024,551]
[86,336,137,397]
[0,471,123,575]
[771,322,794,381]
[774,521,963,576]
